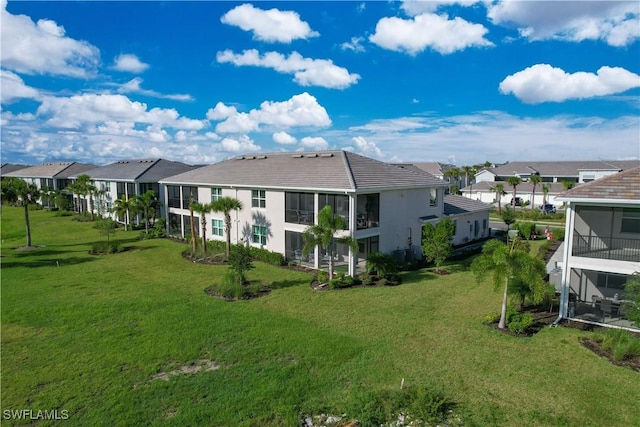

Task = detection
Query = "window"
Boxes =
[211,187,222,202]
[429,188,438,207]
[621,208,640,234]
[212,219,224,236]
[252,225,267,245]
[117,182,126,199]
[285,192,314,224]
[182,186,198,209]
[252,190,266,208]
[483,219,487,231]
[167,185,181,208]
[319,193,349,229]
[356,193,380,229]
[127,183,136,197]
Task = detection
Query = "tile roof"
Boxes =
[444,194,493,216]
[1,163,30,176]
[488,160,639,178]
[161,151,448,191]
[78,159,198,182]
[410,162,455,177]
[3,162,96,179]
[558,165,640,202]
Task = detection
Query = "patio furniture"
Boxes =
[600,299,613,322]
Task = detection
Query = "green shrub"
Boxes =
[362,275,374,286]
[206,240,227,256]
[601,329,640,361]
[89,241,123,254]
[506,307,534,334]
[485,312,501,324]
[316,270,328,284]
[54,210,73,217]
[550,227,565,241]
[215,270,245,299]
[366,252,398,277]
[516,222,537,240]
[28,204,44,211]
[378,278,389,286]
[72,215,93,222]
[248,246,285,266]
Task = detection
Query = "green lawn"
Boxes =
[2,207,639,426]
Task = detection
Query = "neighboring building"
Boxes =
[1,163,30,178]
[160,151,451,276]
[3,161,96,207]
[464,160,639,207]
[70,158,199,224]
[443,195,492,246]
[556,166,640,331]
[412,162,462,194]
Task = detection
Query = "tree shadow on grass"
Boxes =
[269,280,306,290]
[400,270,438,285]
[0,256,96,269]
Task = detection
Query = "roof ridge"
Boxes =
[341,151,357,190]
[133,158,161,181]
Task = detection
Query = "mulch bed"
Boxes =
[204,285,271,301]
[580,337,640,372]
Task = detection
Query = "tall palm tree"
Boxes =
[471,238,546,329]
[302,205,358,280]
[1,177,40,247]
[113,194,134,231]
[462,165,476,188]
[444,167,462,194]
[212,196,244,258]
[541,183,551,208]
[529,175,542,210]
[191,201,215,255]
[490,183,506,214]
[506,176,522,208]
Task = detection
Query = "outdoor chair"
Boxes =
[600,299,613,322]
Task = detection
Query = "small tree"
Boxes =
[113,195,134,231]
[191,201,215,255]
[228,243,253,285]
[506,176,522,208]
[471,238,546,329]
[421,218,455,273]
[490,183,506,214]
[133,190,158,234]
[96,218,118,248]
[303,205,358,280]
[529,175,542,210]
[622,273,640,325]
[541,184,551,210]
[501,206,517,231]
[212,196,244,258]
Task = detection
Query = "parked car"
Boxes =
[539,203,556,214]
[510,197,523,206]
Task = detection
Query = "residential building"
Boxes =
[443,195,492,246]
[160,151,453,276]
[70,158,199,224]
[461,181,567,207]
[1,163,30,178]
[556,166,640,331]
[3,161,96,207]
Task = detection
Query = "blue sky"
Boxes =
[1,0,639,167]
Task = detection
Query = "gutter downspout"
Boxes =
[552,202,575,326]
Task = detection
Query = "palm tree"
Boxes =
[133,190,158,234]
[444,167,462,194]
[1,177,40,247]
[506,176,522,208]
[113,194,134,231]
[191,201,215,255]
[471,238,546,329]
[212,196,244,258]
[462,165,476,188]
[490,183,506,214]
[541,183,551,208]
[529,175,542,210]
[302,205,358,280]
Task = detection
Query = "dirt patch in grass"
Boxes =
[135,359,221,388]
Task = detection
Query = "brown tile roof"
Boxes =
[74,159,198,182]
[559,166,640,201]
[3,162,96,179]
[444,194,492,215]
[161,151,448,191]
[488,160,639,178]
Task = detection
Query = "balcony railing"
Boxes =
[572,233,640,262]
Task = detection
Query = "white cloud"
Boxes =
[36,93,206,130]
[0,2,99,77]
[352,136,383,158]
[206,102,238,120]
[112,54,149,73]
[300,136,329,150]
[218,135,261,153]
[221,3,319,43]
[0,70,40,104]
[340,36,366,52]
[216,49,360,89]
[370,13,493,55]
[487,1,640,47]
[499,64,640,104]
[212,92,331,134]
[273,131,297,144]
[401,0,479,16]
[118,77,194,102]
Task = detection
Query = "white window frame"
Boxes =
[212,219,224,236]
[252,189,266,208]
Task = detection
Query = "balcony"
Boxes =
[572,233,640,262]
[285,209,314,225]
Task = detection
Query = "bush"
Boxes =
[89,241,123,254]
[248,246,285,266]
[316,270,329,284]
[485,312,501,324]
[72,215,93,222]
[54,210,73,217]
[506,307,534,334]
[516,222,537,240]
[550,227,565,241]
[206,240,227,256]
[600,329,640,361]
[28,204,43,211]
[215,270,246,299]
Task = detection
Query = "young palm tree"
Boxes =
[113,194,133,231]
[133,190,158,234]
[1,177,40,247]
[490,183,506,214]
[541,183,551,208]
[444,167,462,194]
[462,165,476,188]
[191,201,215,255]
[212,196,244,258]
[302,205,358,280]
[506,176,522,208]
[529,175,542,210]
[471,238,546,329]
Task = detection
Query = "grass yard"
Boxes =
[1,207,639,426]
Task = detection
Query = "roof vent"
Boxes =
[292,154,303,158]
[305,154,318,158]
[320,153,333,158]
[256,155,267,159]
